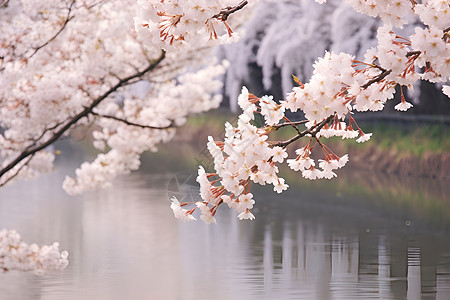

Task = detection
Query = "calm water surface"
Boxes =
[0,145,450,300]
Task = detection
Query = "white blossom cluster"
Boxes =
[134,0,254,51]
[288,0,450,118]
[343,0,414,27]
[0,0,145,186]
[0,0,231,190]
[0,229,69,275]
[172,0,450,223]
[63,62,228,195]
[171,87,291,223]
[171,86,351,223]
[283,52,356,123]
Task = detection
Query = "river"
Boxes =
[0,141,449,299]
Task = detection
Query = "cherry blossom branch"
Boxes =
[0,154,34,188]
[90,112,174,130]
[406,50,421,57]
[272,115,334,148]
[213,0,248,21]
[30,121,66,145]
[269,120,308,131]
[361,68,392,89]
[0,50,166,180]
[28,0,76,59]
[83,0,106,10]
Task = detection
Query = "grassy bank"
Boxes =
[341,123,450,157]
[181,110,450,156]
[175,110,450,179]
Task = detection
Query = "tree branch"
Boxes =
[0,0,9,8]
[0,50,166,180]
[406,50,421,57]
[91,112,174,130]
[361,69,392,89]
[28,0,76,59]
[0,154,34,188]
[213,0,248,21]
[268,120,308,131]
[272,115,334,148]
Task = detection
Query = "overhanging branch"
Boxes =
[91,111,174,130]
[272,115,334,148]
[0,50,166,180]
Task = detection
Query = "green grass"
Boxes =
[346,123,450,157]
[183,111,450,158]
[185,109,237,130]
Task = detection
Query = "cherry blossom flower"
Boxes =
[196,202,217,224]
[135,0,254,51]
[238,193,255,211]
[394,100,414,111]
[442,85,450,98]
[356,133,373,143]
[238,209,255,220]
[271,146,288,163]
[170,197,196,222]
[302,167,324,180]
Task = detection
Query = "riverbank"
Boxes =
[172,110,450,180]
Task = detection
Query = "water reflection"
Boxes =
[0,154,449,299]
[259,220,450,300]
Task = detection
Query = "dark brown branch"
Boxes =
[0,0,8,8]
[91,112,174,130]
[213,0,248,21]
[0,155,34,188]
[84,0,106,10]
[406,50,421,57]
[30,121,66,145]
[28,0,76,59]
[272,115,334,148]
[269,120,308,130]
[0,50,166,180]
[361,69,392,89]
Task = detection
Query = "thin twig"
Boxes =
[213,0,248,21]
[270,120,308,129]
[91,112,174,130]
[29,0,76,59]
[0,154,34,188]
[406,50,421,57]
[272,115,334,148]
[0,0,9,8]
[361,69,392,89]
